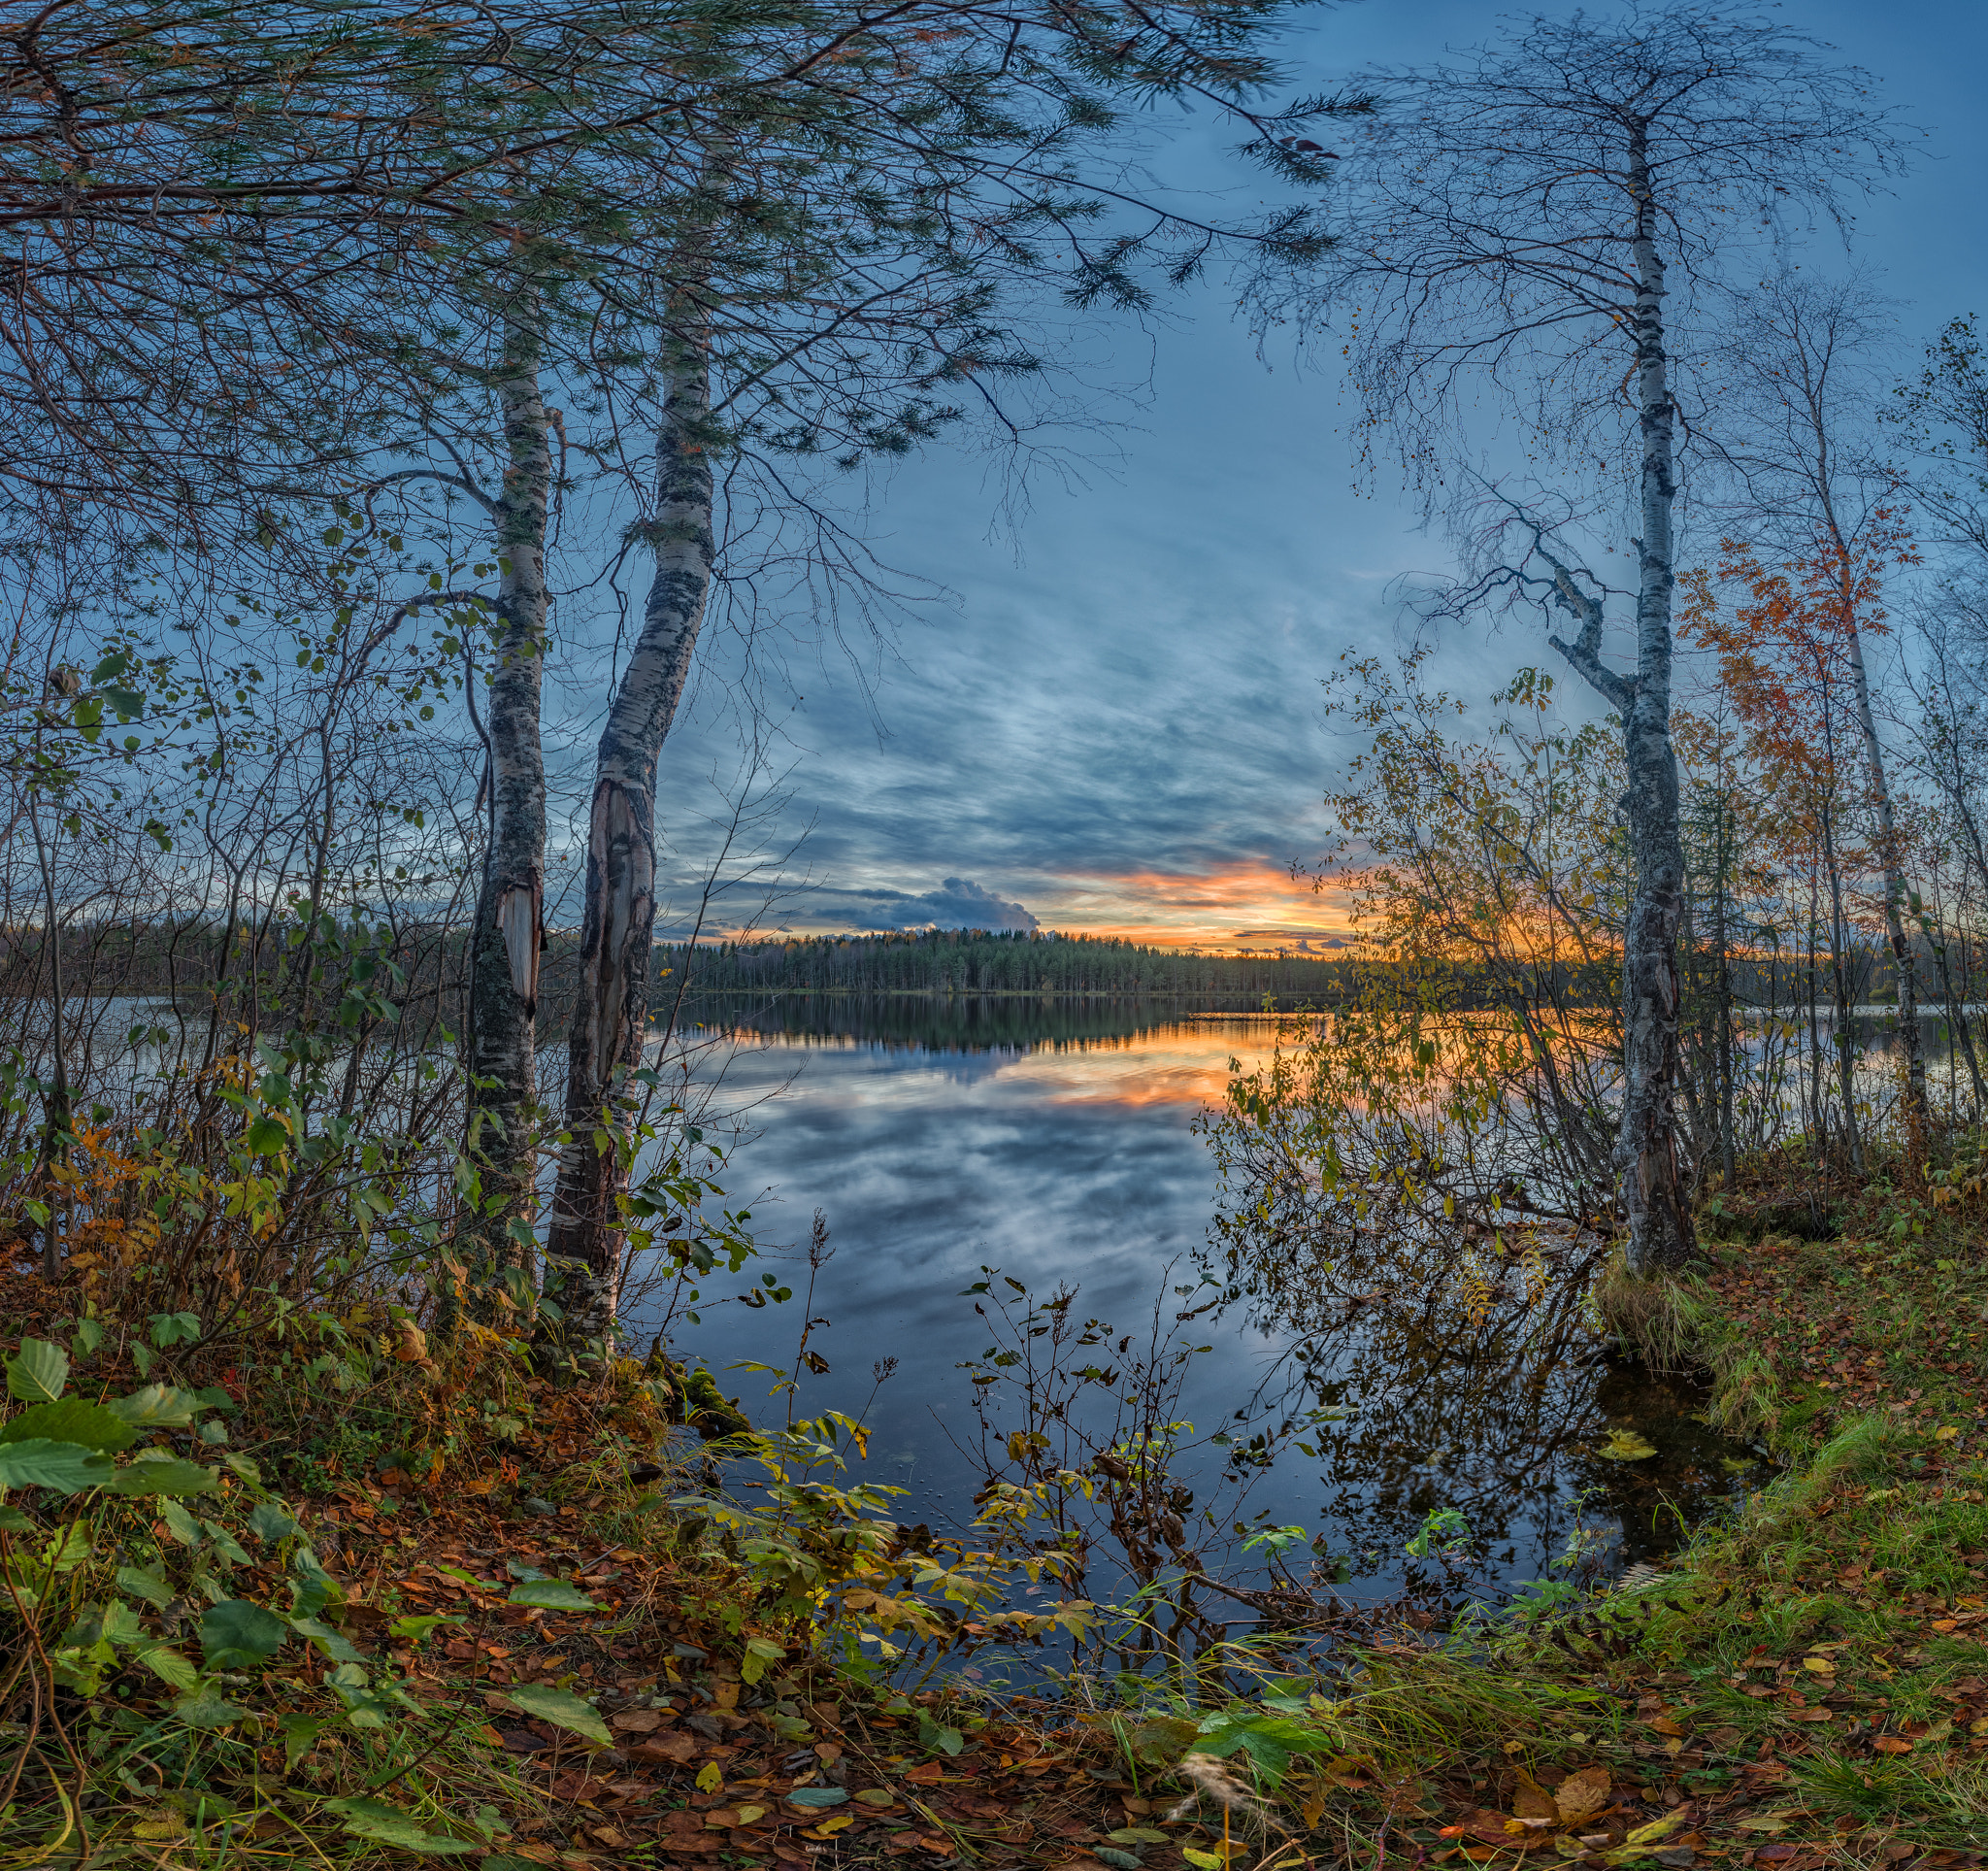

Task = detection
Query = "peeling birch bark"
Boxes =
[548,341,712,1333]
[465,308,551,1276]
[1612,124,1696,1273]
[1542,124,1695,1272]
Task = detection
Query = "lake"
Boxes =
[641,995,1771,1652]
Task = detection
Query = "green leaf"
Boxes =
[497,1685,609,1745]
[248,1502,297,1542]
[107,1385,198,1428]
[0,1398,138,1453]
[159,1498,202,1546]
[132,1638,201,1691]
[101,1600,148,1644]
[6,1338,70,1403]
[280,1712,322,1770]
[116,1564,175,1608]
[246,1116,289,1157]
[200,1599,288,1669]
[506,1578,598,1611]
[0,1503,31,1530]
[323,1799,477,1855]
[0,1438,115,1492]
[39,1522,90,1572]
[1596,1428,1660,1462]
[390,1613,464,1647]
[917,1709,963,1755]
[788,1787,848,1808]
[109,1454,219,1496]
[173,1688,250,1729]
[289,1615,362,1662]
[291,1548,339,1619]
[201,1519,251,1565]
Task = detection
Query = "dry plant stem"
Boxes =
[25,755,70,1281]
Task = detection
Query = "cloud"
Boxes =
[844,877,1040,932]
[1233,927,1350,951]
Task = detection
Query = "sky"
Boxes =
[555,0,1988,955]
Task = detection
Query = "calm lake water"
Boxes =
[638,996,1768,1623]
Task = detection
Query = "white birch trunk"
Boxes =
[465,309,551,1277]
[1614,123,1696,1272]
[548,342,713,1335]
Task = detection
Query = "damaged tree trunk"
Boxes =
[465,309,552,1278]
[547,328,713,1337]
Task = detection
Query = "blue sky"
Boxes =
[558,0,1988,952]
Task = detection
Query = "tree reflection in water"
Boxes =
[1208,1205,1773,1631]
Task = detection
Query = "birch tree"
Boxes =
[462,306,555,1277]
[526,13,1335,1325]
[1262,4,1902,1270]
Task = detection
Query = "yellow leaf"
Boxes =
[695,1762,723,1794]
[1937,1425,1961,1441]
[1553,1766,1611,1823]
[808,1817,856,1837]
[1183,1854,1226,1870]
[1802,1655,1835,1674]
[1597,1428,1659,1461]
[736,1807,767,1826]
[1624,1814,1685,1849]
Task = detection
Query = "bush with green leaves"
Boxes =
[0,1333,535,1859]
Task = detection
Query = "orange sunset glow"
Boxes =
[1020,858,1358,952]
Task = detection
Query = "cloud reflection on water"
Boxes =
[640,1001,1765,1621]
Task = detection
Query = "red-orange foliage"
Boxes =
[1679,511,1916,865]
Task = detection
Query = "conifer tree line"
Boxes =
[655,929,1360,998]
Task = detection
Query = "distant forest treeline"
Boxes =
[0,919,1931,1025]
[659,929,1359,999]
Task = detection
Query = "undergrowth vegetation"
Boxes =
[5,929,1988,1871]
[13,1119,1988,1871]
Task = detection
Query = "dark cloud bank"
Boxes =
[835,877,1039,932]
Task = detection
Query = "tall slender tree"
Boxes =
[1715,280,1926,1134]
[527,7,1337,1324]
[1261,4,1903,1270]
